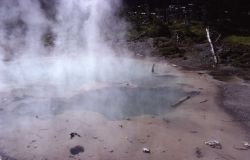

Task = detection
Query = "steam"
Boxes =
[0,2,188,158]
[0,0,130,90]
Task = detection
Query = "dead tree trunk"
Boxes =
[206,27,218,65]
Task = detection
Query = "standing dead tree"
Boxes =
[206,27,218,66]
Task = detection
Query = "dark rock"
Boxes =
[70,146,84,155]
[195,147,203,158]
[109,150,114,153]
[70,132,81,139]
[143,148,151,153]
[190,131,198,134]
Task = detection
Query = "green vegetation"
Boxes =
[127,13,171,39]
[128,22,171,40]
[190,24,206,38]
[220,37,250,68]
[141,23,170,37]
[169,22,206,42]
[128,21,206,43]
[158,46,185,58]
[224,36,250,46]
[220,35,250,68]
[127,11,250,69]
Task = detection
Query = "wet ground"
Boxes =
[220,83,250,129]
[0,58,194,121]
[0,58,250,160]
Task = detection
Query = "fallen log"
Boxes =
[200,100,208,103]
[171,96,191,108]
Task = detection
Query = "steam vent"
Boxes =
[0,0,250,159]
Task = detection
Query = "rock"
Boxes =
[163,118,171,124]
[243,142,250,149]
[233,145,248,151]
[233,142,250,150]
[92,136,98,139]
[70,146,84,155]
[205,140,222,149]
[195,147,203,158]
[126,118,131,121]
[109,150,114,153]
[70,132,81,139]
[31,140,36,143]
[190,131,198,134]
[143,148,151,153]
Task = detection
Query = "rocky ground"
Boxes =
[219,84,250,130]
[128,36,250,133]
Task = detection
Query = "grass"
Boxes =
[220,36,250,68]
[224,36,250,46]
[158,46,185,58]
[190,25,206,38]
[127,17,171,40]
[170,22,206,42]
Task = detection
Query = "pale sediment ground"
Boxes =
[0,59,250,160]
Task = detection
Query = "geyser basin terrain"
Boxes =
[0,58,196,159]
[0,58,194,121]
[1,0,249,160]
[51,86,193,120]
[8,85,191,121]
[1,59,250,160]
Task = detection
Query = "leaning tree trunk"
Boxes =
[206,27,218,66]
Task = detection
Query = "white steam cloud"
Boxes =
[0,2,187,158]
[0,0,131,90]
